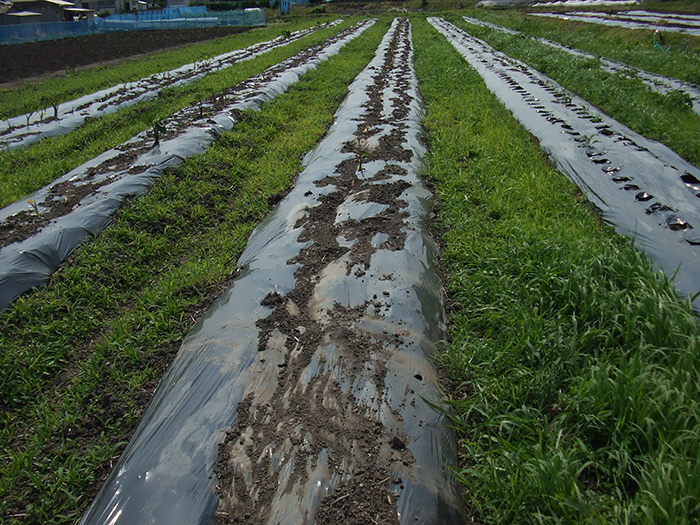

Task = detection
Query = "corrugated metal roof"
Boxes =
[45,0,76,6]
[6,10,42,15]
[11,0,75,5]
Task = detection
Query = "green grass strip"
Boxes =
[0,18,337,120]
[0,18,360,209]
[445,12,700,168]
[413,15,700,524]
[0,18,387,524]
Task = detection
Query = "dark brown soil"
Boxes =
[213,18,428,524]
[0,26,249,84]
[0,172,115,249]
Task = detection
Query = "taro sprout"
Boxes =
[152,119,166,147]
[28,199,40,217]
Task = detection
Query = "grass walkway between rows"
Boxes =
[447,11,700,169]
[0,18,387,524]
[0,17,356,209]
[413,16,700,524]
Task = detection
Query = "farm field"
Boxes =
[0,20,345,151]
[2,1,700,524]
[0,25,253,86]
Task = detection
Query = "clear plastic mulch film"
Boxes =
[572,9,700,27]
[532,0,647,7]
[79,17,466,525]
[0,20,375,314]
[0,20,343,151]
[430,18,700,310]
[530,11,700,36]
[462,15,700,116]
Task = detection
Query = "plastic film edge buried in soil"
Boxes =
[0,19,376,314]
[79,16,467,525]
[0,20,344,151]
[430,17,700,311]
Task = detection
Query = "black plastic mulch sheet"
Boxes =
[0,20,343,150]
[79,17,466,525]
[0,19,375,313]
[431,18,700,309]
[462,15,700,116]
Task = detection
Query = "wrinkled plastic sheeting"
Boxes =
[462,15,700,116]
[430,18,700,309]
[534,0,638,6]
[475,0,535,7]
[0,19,376,313]
[530,12,700,36]
[627,10,700,23]
[79,17,466,525]
[0,20,343,151]
[579,10,700,27]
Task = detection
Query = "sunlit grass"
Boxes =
[466,8,700,85]
[413,15,700,524]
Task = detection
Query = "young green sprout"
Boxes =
[358,152,370,173]
[355,136,374,173]
[28,199,40,217]
[152,119,166,147]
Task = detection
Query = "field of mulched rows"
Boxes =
[2,3,700,524]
